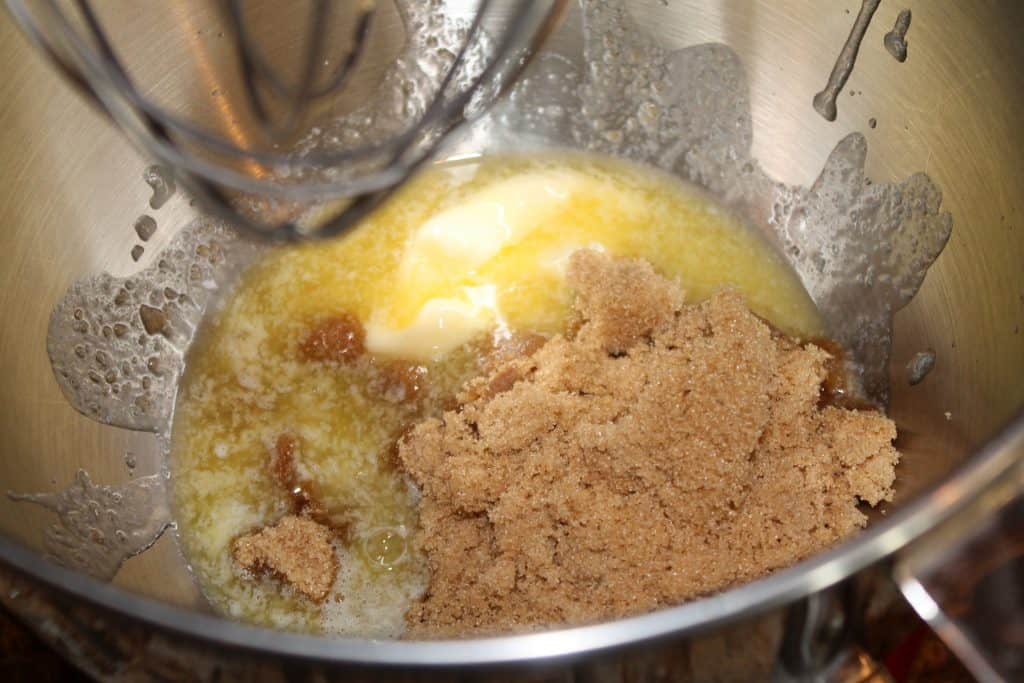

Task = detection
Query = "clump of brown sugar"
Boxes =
[232,515,338,602]
[398,250,898,637]
[298,313,364,363]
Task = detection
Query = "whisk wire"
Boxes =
[6,0,568,240]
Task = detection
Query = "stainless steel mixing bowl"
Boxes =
[0,1,1022,681]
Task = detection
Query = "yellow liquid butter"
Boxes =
[170,153,821,636]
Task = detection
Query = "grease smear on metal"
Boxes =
[884,10,912,63]
[812,0,882,121]
[8,471,169,580]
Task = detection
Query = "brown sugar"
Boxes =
[232,515,338,602]
[270,433,327,520]
[299,313,365,363]
[398,250,898,637]
[267,434,354,540]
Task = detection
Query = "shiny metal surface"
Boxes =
[0,0,1023,679]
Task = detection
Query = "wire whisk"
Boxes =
[6,0,567,241]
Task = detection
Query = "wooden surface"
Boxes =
[0,606,88,682]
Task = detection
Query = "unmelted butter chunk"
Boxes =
[398,170,588,284]
[364,285,500,361]
[364,170,590,361]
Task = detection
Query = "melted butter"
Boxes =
[363,156,820,361]
[171,152,821,637]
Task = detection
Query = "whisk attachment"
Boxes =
[6,0,567,241]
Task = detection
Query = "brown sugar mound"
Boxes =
[399,250,898,637]
[232,515,338,602]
